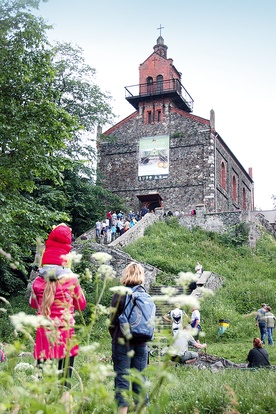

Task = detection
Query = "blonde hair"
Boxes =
[120,262,145,286]
[41,281,57,317]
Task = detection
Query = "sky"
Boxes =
[36,0,275,210]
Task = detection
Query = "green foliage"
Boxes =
[1,224,276,412]
[218,221,250,247]
[125,220,276,346]
[0,0,124,294]
[0,1,78,195]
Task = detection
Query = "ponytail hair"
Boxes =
[253,337,262,348]
[41,281,57,317]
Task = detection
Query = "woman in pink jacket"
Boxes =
[29,224,86,386]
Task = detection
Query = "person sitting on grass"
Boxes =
[247,337,271,368]
[170,324,207,364]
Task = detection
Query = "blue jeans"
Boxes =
[112,343,148,408]
[267,327,274,345]
[259,322,266,343]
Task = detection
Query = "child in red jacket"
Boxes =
[29,224,86,387]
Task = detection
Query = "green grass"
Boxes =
[124,219,276,364]
[1,219,276,413]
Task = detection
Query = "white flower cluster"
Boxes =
[176,271,198,285]
[10,312,53,332]
[14,362,34,372]
[79,343,100,354]
[97,264,116,280]
[0,296,10,306]
[109,286,132,296]
[92,252,112,265]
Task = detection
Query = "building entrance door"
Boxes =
[136,193,163,212]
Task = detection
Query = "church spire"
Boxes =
[153,25,168,58]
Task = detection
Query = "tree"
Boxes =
[0,0,120,294]
[52,42,115,178]
[0,0,78,195]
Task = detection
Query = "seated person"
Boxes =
[247,337,271,368]
[171,325,207,364]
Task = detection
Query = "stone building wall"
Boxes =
[215,136,252,212]
[98,107,253,215]
[82,241,158,291]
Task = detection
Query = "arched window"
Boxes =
[221,162,226,189]
[147,111,152,124]
[156,75,163,92]
[232,175,237,201]
[242,187,246,210]
[147,77,153,94]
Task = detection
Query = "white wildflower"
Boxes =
[177,272,198,284]
[109,286,133,295]
[127,349,135,358]
[14,362,34,372]
[92,252,112,264]
[166,294,200,310]
[0,248,11,260]
[89,363,114,381]
[60,252,72,267]
[97,363,114,377]
[79,343,100,354]
[95,304,109,315]
[83,268,93,281]
[151,294,172,303]
[10,312,53,331]
[0,297,10,305]
[69,251,82,264]
[97,264,116,280]
[196,287,214,297]
[42,360,59,376]
[160,287,179,296]
[0,308,7,313]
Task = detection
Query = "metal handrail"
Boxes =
[125,79,194,111]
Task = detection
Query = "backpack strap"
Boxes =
[256,348,270,365]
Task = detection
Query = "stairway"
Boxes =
[149,285,191,335]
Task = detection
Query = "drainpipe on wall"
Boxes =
[210,109,217,212]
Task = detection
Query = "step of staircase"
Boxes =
[149,285,191,334]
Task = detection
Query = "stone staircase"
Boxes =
[148,271,223,336]
[149,285,191,334]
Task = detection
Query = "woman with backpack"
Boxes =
[109,262,153,414]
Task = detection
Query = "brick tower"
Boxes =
[97,35,254,214]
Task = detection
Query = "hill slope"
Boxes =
[124,218,276,355]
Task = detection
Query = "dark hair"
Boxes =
[253,338,262,348]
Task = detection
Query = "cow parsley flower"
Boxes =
[92,252,112,264]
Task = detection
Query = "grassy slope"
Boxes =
[1,218,276,413]
[124,218,276,364]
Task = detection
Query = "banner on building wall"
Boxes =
[138,135,169,181]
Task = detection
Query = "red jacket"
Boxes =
[30,275,86,359]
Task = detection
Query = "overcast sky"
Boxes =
[37,0,275,210]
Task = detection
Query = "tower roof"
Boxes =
[153,35,168,58]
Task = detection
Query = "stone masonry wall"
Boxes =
[99,107,252,215]
[85,242,158,291]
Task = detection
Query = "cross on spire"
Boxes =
[157,24,164,37]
